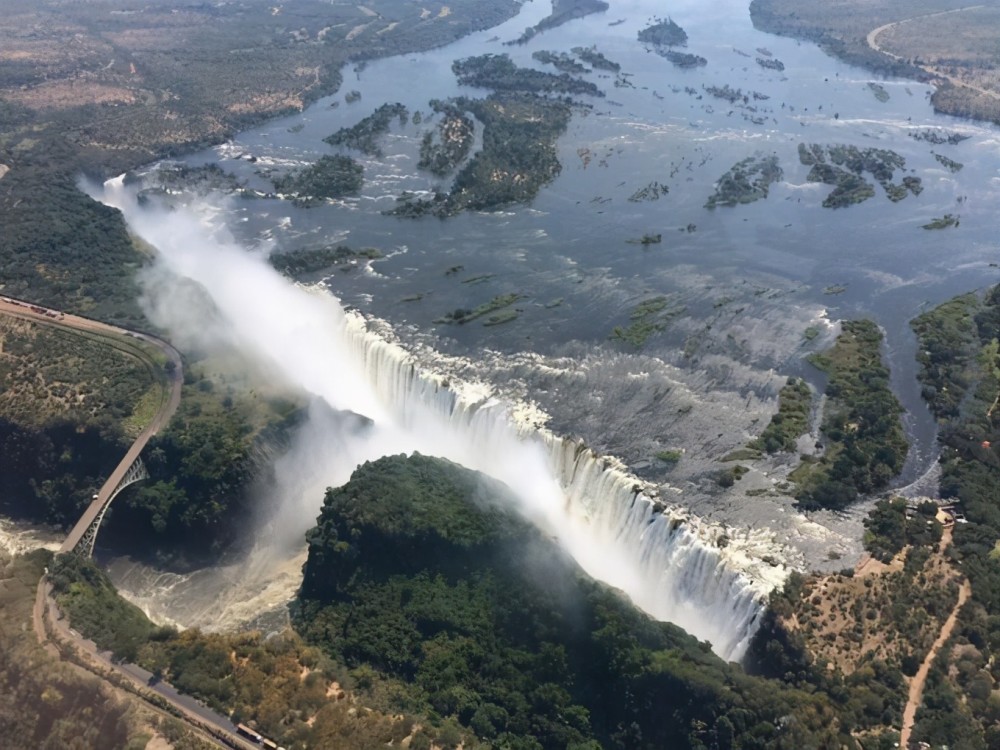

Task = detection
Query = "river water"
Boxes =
[103,0,1000,630]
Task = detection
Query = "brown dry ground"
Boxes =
[787,553,956,676]
[752,0,1000,123]
[786,520,962,677]
[0,0,520,169]
[783,517,972,745]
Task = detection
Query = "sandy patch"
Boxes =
[226,91,303,115]
[144,735,173,750]
[345,21,373,41]
[420,7,431,19]
[377,22,400,35]
[438,5,451,18]
[4,80,137,110]
[358,5,378,17]
[0,165,8,181]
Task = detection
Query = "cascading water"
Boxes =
[341,312,784,660]
[99,180,787,661]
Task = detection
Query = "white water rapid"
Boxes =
[100,179,787,661]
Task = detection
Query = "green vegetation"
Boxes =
[295,453,848,749]
[571,46,621,72]
[418,102,476,177]
[750,377,813,454]
[910,292,979,419]
[799,143,917,209]
[0,175,146,325]
[663,51,708,68]
[911,129,970,145]
[626,233,662,246]
[750,0,1000,125]
[703,84,751,104]
[628,181,668,202]
[905,283,1000,747]
[532,50,590,74]
[922,213,959,230]
[655,449,683,464]
[0,0,524,331]
[451,53,602,98]
[793,320,909,510]
[105,362,304,564]
[507,0,609,45]
[610,296,682,348]
[392,92,572,217]
[638,17,688,47]
[272,155,364,206]
[47,550,431,750]
[867,82,890,103]
[50,554,160,662]
[0,316,160,431]
[270,245,383,280]
[0,550,164,749]
[717,464,750,487]
[863,497,943,562]
[705,154,783,208]
[0,315,171,529]
[435,294,522,325]
[751,540,960,740]
[749,0,924,81]
[323,103,408,156]
[723,447,764,462]
[933,153,964,172]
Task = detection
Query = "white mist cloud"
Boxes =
[94,179,751,659]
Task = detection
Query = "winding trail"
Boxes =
[866,6,1000,102]
[898,524,971,749]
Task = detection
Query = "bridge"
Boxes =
[60,453,150,556]
[0,296,183,557]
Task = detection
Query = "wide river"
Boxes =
[106,0,1000,625]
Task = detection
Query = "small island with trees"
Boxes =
[798,143,920,209]
[638,17,688,47]
[705,154,783,208]
[324,102,408,157]
[391,54,581,218]
[271,154,364,206]
[418,101,476,177]
[792,320,909,510]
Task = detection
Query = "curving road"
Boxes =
[0,296,183,554]
[0,298,258,749]
[866,6,1000,102]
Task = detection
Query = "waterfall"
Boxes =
[339,311,782,661]
[98,180,786,662]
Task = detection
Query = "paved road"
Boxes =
[3,298,260,749]
[0,296,183,554]
[39,581,258,750]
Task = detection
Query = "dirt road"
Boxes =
[866,6,1000,102]
[898,522,971,748]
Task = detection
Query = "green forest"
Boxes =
[793,320,909,510]
[295,453,848,750]
[906,285,1000,746]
